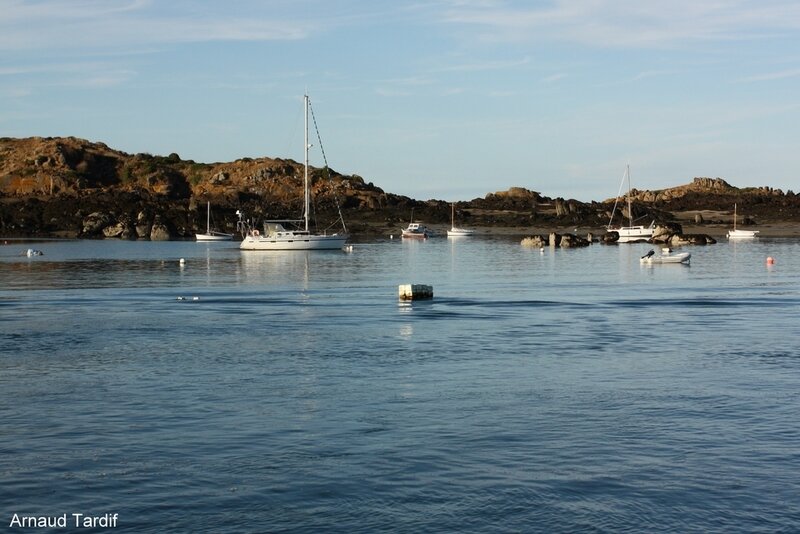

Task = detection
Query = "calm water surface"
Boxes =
[2,236,800,533]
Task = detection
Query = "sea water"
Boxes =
[1,236,800,533]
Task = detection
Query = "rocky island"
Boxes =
[2,136,799,240]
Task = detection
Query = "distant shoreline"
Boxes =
[5,222,800,242]
[388,222,800,239]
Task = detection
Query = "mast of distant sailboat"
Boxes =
[625,165,634,227]
[304,93,310,234]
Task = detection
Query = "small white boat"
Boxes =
[402,222,431,239]
[640,248,691,264]
[727,203,759,239]
[607,165,654,243]
[447,204,475,237]
[196,201,233,241]
[447,228,475,237]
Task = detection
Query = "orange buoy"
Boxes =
[767,256,775,265]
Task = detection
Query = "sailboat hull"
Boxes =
[196,232,233,241]
[607,165,654,243]
[197,201,233,241]
[727,204,758,238]
[240,233,348,250]
[447,228,476,237]
[614,226,654,243]
[727,229,759,239]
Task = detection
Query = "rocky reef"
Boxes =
[1,137,798,239]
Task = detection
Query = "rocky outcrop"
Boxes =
[521,233,589,248]
[149,217,171,240]
[600,223,715,246]
[669,233,717,246]
[651,223,684,243]
[557,233,590,247]
[2,136,799,238]
[521,235,547,248]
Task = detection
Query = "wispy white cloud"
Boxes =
[440,57,531,72]
[543,73,567,83]
[1,87,33,98]
[439,0,800,48]
[739,68,800,82]
[487,89,517,97]
[440,87,465,96]
[0,61,136,88]
[384,76,436,86]
[631,70,672,81]
[0,0,316,51]
[375,87,413,97]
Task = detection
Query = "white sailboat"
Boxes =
[727,203,759,239]
[196,201,233,241]
[240,94,349,251]
[607,164,654,243]
[447,204,475,237]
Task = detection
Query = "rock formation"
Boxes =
[2,136,799,238]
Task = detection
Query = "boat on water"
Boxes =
[196,201,233,241]
[239,94,349,251]
[727,203,759,239]
[447,204,475,237]
[401,209,432,238]
[402,222,431,239]
[607,165,655,243]
[640,248,691,265]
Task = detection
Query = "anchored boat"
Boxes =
[239,94,349,251]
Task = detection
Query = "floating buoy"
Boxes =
[192,296,199,301]
[767,256,775,265]
[398,284,433,300]
[179,258,185,265]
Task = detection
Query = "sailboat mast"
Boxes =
[303,94,310,232]
[207,201,211,233]
[626,164,633,227]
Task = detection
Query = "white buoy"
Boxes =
[398,284,433,300]
[179,258,185,265]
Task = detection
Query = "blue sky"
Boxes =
[2,0,799,202]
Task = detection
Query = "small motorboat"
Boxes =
[640,247,690,264]
[401,222,431,239]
